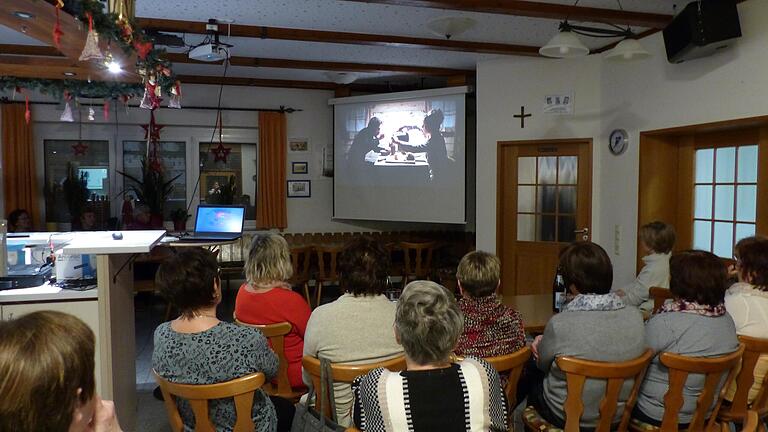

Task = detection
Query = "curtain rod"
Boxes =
[0,98,302,113]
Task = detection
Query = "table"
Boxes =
[502,294,554,333]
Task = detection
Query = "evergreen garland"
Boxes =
[0,77,143,100]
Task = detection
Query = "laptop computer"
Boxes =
[177,205,245,242]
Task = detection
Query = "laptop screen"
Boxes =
[194,206,245,233]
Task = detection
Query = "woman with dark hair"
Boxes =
[7,208,32,232]
[303,237,403,426]
[527,242,645,430]
[347,117,384,171]
[633,250,739,426]
[724,236,768,402]
[392,109,451,182]
[153,247,292,432]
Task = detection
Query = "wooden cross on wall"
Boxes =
[514,106,532,128]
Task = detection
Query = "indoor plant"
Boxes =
[170,208,190,232]
[117,157,181,228]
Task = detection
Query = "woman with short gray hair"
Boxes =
[352,281,508,432]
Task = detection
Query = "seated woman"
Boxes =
[724,236,768,402]
[352,280,508,432]
[613,221,675,312]
[454,250,525,357]
[529,242,645,430]
[0,310,122,432]
[153,247,292,432]
[634,250,739,426]
[235,233,311,390]
[303,237,403,427]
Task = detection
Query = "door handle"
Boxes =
[574,228,589,241]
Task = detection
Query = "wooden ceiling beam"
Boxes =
[338,0,672,29]
[136,18,540,56]
[176,74,435,93]
[164,52,473,76]
[1,0,86,59]
[0,44,64,57]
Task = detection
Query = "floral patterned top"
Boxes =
[455,295,526,358]
[153,321,279,432]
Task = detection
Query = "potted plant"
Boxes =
[170,208,190,232]
[62,163,89,227]
[117,157,181,228]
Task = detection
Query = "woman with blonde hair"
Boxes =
[235,233,311,390]
[0,310,122,432]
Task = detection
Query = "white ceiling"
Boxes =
[2,0,679,84]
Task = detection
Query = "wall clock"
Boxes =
[609,129,629,155]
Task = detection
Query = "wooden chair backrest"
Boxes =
[484,347,532,409]
[153,370,265,432]
[554,349,654,432]
[234,318,295,397]
[658,344,745,431]
[742,410,760,432]
[400,241,436,279]
[718,336,768,421]
[288,246,314,284]
[649,287,673,314]
[302,355,407,418]
[316,245,343,282]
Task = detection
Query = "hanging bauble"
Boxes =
[103,101,110,121]
[88,107,95,121]
[168,81,182,109]
[139,81,160,110]
[79,13,104,62]
[60,101,74,122]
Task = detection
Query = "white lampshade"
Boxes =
[325,71,358,84]
[539,30,590,58]
[605,38,652,61]
[427,16,477,39]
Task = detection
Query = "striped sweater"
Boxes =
[351,357,508,432]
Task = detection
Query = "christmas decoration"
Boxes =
[79,12,104,62]
[72,141,89,156]
[211,142,232,163]
[168,81,182,109]
[87,107,95,121]
[60,101,74,122]
[53,3,64,49]
[103,101,110,121]
[139,79,161,110]
[141,111,165,172]
[24,96,31,125]
[0,77,143,100]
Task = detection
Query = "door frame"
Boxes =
[496,138,593,296]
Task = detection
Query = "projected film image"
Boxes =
[340,99,460,185]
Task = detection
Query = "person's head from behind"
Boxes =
[423,109,444,136]
[80,210,97,230]
[0,311,95,431]
[367,117,382,135]
[7,208,31,232]
[734,236,768,288]
[245,233,293,288]
[670,250,727,307]
[639,221,676,254]
[559,241,613,295]
[456,251,501,298]
[338,236,390,297]
[156,247,220,318]
[395,281,463,366]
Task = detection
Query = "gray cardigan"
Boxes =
[635,312,739,424]
[536,306,646,428]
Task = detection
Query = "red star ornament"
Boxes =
[72,141,89,156]
[141,117,164,141]
[211,142,231,163]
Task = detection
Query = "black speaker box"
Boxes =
[663,0,742,64]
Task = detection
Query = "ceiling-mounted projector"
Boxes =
[189,43,229,62]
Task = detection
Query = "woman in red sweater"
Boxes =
[235,233,311,390]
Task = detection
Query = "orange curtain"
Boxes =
[256,112,287,229]
[1,103,39,228]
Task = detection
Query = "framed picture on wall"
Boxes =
[289,138,309,152]
[292,161,309,174]
[287,180,311,198]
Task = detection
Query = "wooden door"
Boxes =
[497,139,592,296]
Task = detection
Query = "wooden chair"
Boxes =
[400,241,436,285]
[154,370,266,432]
[314,245,343,307]
[302,355,407,418]
[485,347,532,410]
[628,344,745,432]
[523,349,654,432]
[743,410,761,432]
[649,286,674,314]
[717,336,768,431]
[288,245,314,306]
[234,318,306,401]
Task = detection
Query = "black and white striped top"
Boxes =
[351,357,508,432]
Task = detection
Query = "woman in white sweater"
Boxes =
[724,236,768,402]
[614,221,675,312]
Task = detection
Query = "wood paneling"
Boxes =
[0,44,63,57]
[340,0,673,28]
[137,18,540,56]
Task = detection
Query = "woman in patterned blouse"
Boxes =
[152,247,293,432]
[352,281,508,432]
[454,251,526,358]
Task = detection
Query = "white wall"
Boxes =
[476,0,768,287]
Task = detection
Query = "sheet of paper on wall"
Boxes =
[544,94,574,115]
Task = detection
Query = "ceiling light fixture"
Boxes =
[325,71,358,85]
[539,0,651,61]
[12,11,34,19]
[63,71,77,77]
[103,52,122,74]
[427,16,476,40]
